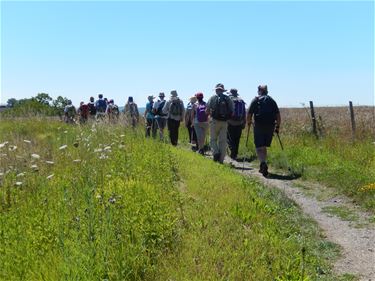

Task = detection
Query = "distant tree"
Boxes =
[6,98,18,107]
[34,93,52,105]
[52,96,69,110]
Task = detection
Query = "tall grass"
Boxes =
[0,119,344,280]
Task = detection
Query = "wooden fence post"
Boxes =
[349,101,356,139]
[309,101,317,137]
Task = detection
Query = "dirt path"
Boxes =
[225,157,375,281]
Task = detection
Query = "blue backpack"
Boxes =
[231,98,246,121]
[96,99,107,113]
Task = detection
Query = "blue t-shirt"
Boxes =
[145,102,154,119]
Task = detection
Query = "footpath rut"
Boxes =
[224,156,375,281]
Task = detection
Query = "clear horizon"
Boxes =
[1,1,374,108]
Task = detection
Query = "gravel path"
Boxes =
[225,157,375,281]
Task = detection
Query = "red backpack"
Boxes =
[80,104,89,118]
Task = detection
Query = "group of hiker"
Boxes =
[144,83,281,177]
[64,94,140,126]
[63,83,280,177]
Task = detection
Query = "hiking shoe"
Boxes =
[259,162,269,177]
[213,153,220,162]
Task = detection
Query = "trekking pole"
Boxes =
[245,123,251,147]
[276,132,284,151]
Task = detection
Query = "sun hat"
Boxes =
[159,92,165,97]
[214,83,226,91]
[147,95,154,101]
[229,88,238,96]
[170,90,178,97]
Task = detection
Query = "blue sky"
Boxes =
[1,1,374,107]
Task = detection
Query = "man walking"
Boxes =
[144,95,157,138]
[206,83,234,163]
[163,90,185,146]
[153,92,168,140]
[124,97,139,128]
[227,88,246,160]
[247,85,281,177]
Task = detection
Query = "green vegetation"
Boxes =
[322,206,359,222]
[238,107,375,211]
[0,119,343,280]
[1,93,69,117]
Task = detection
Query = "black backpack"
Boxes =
[88,102,96,115]
[156,100,166,116]
[254,95,277,125]
[212,94,231,121]
[169,99,182,116]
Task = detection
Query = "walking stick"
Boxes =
[276,132,284,151]
[245,124,251,147]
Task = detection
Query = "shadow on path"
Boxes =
[266,172,301,180]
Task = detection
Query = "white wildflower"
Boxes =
[94,148,103,153]
[59,145,68,150]
[23,140,31,144]
[64,130,68,134]
[31,164,39,171]
[73,159,81,163]
[8,145,17,151]
[45,160,54,165]
[46,174,54,180]
[0,141,9,148]
[106,174,112,178]
[96,194,102,199]
[15,181,23,186]
[0,172,4,177]
[31,153,41,160]
[99,154,108,160]
[120,134,125,137]
[104,146,111,151]
[16,173,25,177]
[118,144,125,149]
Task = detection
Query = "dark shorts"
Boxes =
[155,117,167,129]
[253,126,274,148]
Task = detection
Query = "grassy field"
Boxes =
[0,118,349,280]
[238,106,375,211]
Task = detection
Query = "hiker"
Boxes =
[153,92,168,140]
[106,99,120,123]
[247,85,281,177]
[227,88,246,160]
[206,83,234,163]
[191,92,209,155]
[124,96,139,128]
[162,90,185,146]
[185,96,198,150]
[87,96,97,119]
[64,100,77,124]
[95,94,107,120]
[78,101,89,124]
[144,95,157,138]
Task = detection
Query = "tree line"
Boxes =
[3,93,70,117]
